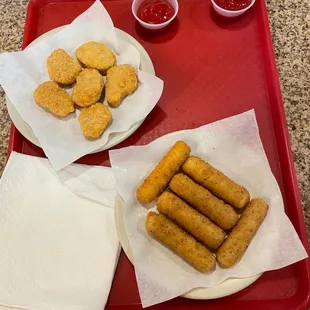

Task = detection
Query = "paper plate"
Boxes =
[114,130,262,300]
[6,26,155,153]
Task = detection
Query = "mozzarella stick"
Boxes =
[157,191,226,249]
[169,173,239,230]
[146,212,216,273]
[182,156,250,209]
[217,198,268,268]
[136,141,191,204]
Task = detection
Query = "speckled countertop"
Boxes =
[0,0,309,239]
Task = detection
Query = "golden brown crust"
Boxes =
[182,156,250,209]
[145,212,216,273]
[75,42,116,73]
[169,173,239,230]
[106,64,138,107]
[72,69,104,107]
[157,191,226,250]
[78,103,112,138]
[216,198,268,268]
[34,81,75,117]
[47,49,82,85]
[136,141,191,204]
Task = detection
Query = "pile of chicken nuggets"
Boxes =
[33,42,138,139]
[136,141,269,273]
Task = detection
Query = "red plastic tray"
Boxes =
[6,0,310,309]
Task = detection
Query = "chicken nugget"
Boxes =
[136,141,191,204]
[157,191,226,250]
[217,198,268,268]
[183,156,250,209]
[169,173,239,230]
[34,81,74,117]
[146,212,216,273]
[78,103,112,139]
[106,64,138,107]
[47,49,82,85]
[72,69,104,107]
[75,42,116,73]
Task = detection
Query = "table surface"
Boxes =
[0,0,309,241]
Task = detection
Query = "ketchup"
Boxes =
[214,0,252,11]
[137,0,175,24]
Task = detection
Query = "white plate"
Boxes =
[114,131,262,300]
[6,26,155,153]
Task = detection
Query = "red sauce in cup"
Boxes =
[137,0,175,24]
[214,0,252,11]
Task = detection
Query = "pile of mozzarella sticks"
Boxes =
[136,141,269,273]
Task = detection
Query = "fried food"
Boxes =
[217,198,268,268]
[47,49,82,85]
[157,191,226,250]
[106,64,138,107]
[182,156,250,209]
[34,81,74,117]
[146,212,216,273]
[75,42,116,73]
[78,103,112,138]
[72,69,104,107]
[136,141,191,204]
[169,173,239,230]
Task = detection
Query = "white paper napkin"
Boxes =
[0,152,120,310]
[109,109,308,307]
[0,0,163,171]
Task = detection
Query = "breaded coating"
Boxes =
[72,69,104,107]
[47,49,82,85]
[157,191,226,250]
[146,212,216,273]
[106,64,138,107]
[34,81,74,117]
[78,103,112,138]
[217,198,268,268]
[136,141,191,204]
[183,156,250,209]
[75,42,116,73]
[169,173,238,230]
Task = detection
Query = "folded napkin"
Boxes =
[0,152,120,310]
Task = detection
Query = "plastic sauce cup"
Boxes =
[210,0,256,18]
[132,0,179,30]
